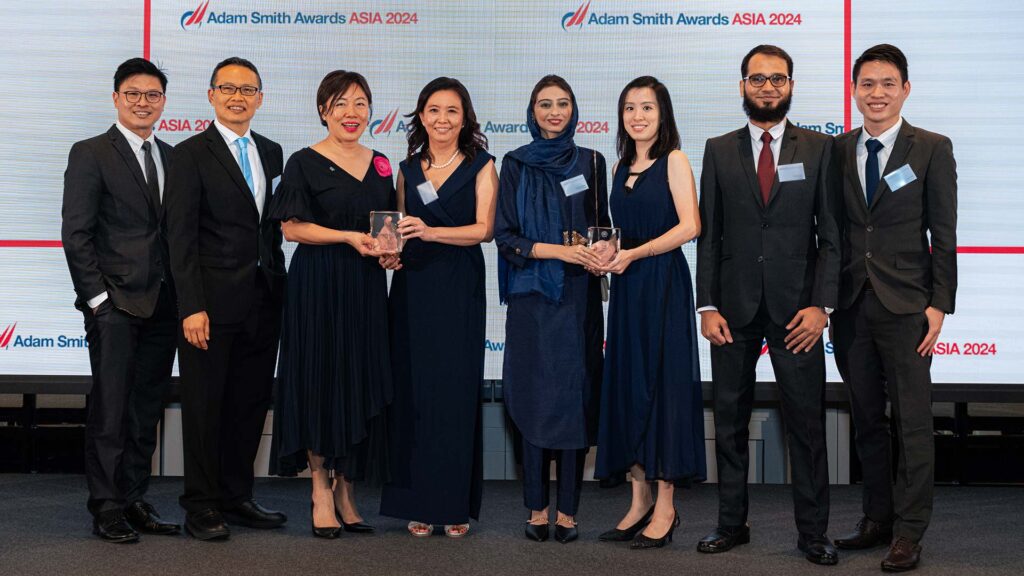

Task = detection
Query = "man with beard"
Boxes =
[695,45,841,565]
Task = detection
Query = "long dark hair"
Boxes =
[405,77,487,162]
[616,76,680,167]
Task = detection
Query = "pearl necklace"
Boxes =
[429,149,461,170]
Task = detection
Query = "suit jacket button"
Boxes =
[515,247,522,255]
[757,256,764,263]
[761,222,768,229]
[866,225,874,232]
[866,251,873,259]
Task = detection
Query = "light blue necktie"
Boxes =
[865,138,884,205]
[236,137,254,195]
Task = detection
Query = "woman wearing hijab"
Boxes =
[494,75,610,544]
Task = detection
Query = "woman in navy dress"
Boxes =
[269,71,394,538]
[596,76,706,549]
[379,77,498,539]
[495,75,610,544]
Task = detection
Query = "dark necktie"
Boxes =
[865,138,884,205]
[141,140,161,205]
[756,131,774,206]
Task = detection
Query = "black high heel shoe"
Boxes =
[599,505,654,542]
[335,511,374,534]
[630,509,679,550]
[311,503,341,539]
[524,520,549,542]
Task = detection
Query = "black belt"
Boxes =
[621,237,653,250]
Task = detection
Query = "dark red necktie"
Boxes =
[757,131,774,206]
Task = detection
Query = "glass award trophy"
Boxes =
[369,211,404,254]
[587,226,620,266]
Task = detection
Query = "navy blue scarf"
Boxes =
[498,99,580,304]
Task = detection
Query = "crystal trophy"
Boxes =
[369,211,404,254]
[587,226,620,266]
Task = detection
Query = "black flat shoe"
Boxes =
[334,511,374,534]
[524,521,549,542]
[697,524,750,553]
[185,508,230,541]
[93,510,140,543]
[311,503,341,539]
[222,499,287,529]
[599,505,654,542]
[631,509,679,550]
[124,501,180,535]
[799,533,839,566]
[554,522,578,544]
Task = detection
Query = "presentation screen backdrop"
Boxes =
[0,1,1021,384]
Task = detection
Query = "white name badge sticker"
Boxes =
[560,174,588,197]
[416,180,439,205]
[777,163,806,183]
[271,175,281,192]
[884,164,917,192]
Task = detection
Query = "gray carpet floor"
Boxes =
[0,475,1020,576]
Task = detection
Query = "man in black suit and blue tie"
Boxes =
[832,44,957,572]
[165,57,287,540]
[62,58,181,542]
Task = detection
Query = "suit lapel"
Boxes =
[252,131,274,222]
[204,125,259,217]
[767,122,798,206]
[108,126,158,216]
[870,121,915,211]
[735,127,764,208]
[842,127,868,215]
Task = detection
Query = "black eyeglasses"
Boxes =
[212,84,260,96]
[121,90,164,103]
[743,74,791,88]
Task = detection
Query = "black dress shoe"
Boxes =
[222,499,287,529]
[881,537,922,572]
[185,508,229,541]
[124,501,180,535]
[311,503,341,539]
[631,509,679,550]
[798,533,839,566]
[334,511,374,534]
[554,522,578,544]
[92,510,140,543]
[834,516,893,550]
[697,525,750,553]
[599,506,654,542]
[524,521,549,542]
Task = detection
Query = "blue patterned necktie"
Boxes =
[865,138,884,205]
[236,136,254,194]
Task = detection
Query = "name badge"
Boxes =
[560,174,588,197]
[416,180,439,205]
[777,163,805,183]
[271,175,281,192]
[883,164,917,192]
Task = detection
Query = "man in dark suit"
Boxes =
[165,57,286,540]
[696,45,841,565]
[62,57,181,542]
[832,44,957,573]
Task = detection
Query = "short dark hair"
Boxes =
[113,58,167,92]
[405,77,488,162]
[741,45,793,78]
[209,57,262,90]
[616,76,680,167]
[529,74,575,108]
[316,70,372,127]
[853,44,909,84]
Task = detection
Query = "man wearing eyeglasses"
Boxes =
[62,57,180,542]
[165,57,286,540]
[696,45,841,565]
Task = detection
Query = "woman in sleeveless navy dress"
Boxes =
[268,71,394,538]
[379,78,498,538]
[596,77,706,549]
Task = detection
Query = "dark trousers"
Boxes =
[833,288,934,543]
[177,278,280,513]
[710,301,830,536]
[83,283,176,516]
[521,438,587,516]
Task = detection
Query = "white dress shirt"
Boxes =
[88,123,166,310]
[213,119,266,220]
[856,117,903,198]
